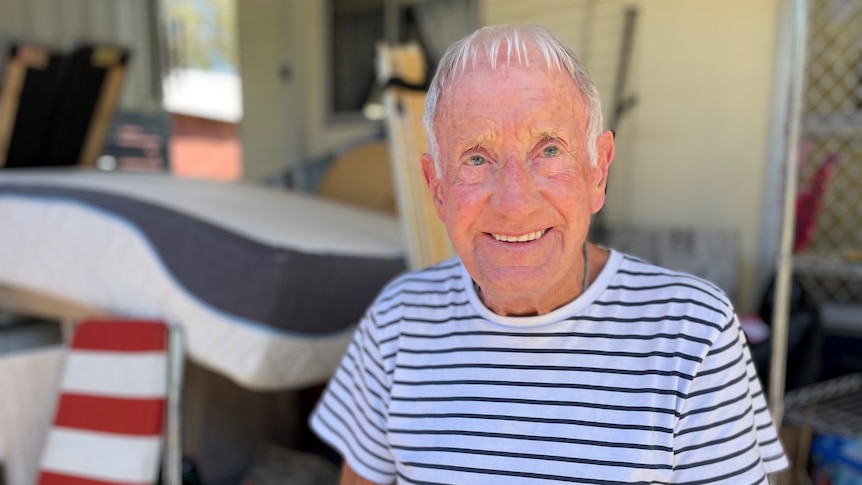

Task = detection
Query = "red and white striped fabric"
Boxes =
[37,319,168,485]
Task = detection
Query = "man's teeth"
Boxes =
[492,230,546,243]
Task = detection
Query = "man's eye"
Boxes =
[541,145,561,157]
[466,155,486,166]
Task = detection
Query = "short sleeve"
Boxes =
[309,311,396,484]
[672,315,789,484]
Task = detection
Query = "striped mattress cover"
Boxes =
[0,168,406,390]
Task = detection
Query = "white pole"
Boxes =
[769,0,809,428]
[164,325,184,485]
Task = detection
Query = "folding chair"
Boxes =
[0,43,129,169]
[36,319,183,485]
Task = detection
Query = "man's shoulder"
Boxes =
[372,257,466,306]
[600,250,737,345]
[610,250,734,313]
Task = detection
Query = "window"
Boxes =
[327,0,477,120]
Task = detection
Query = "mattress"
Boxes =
[0,168,406,390]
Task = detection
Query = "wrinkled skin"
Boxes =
[421,56,615,316]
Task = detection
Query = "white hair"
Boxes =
[423,24,604,174]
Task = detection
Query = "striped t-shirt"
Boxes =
[310,250,788,484]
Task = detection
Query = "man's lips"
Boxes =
[488,229,549,243]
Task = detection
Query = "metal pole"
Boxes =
[609,7,638,134]
[769,0,808,428]
[164,325,184,485]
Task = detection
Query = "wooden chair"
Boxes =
[316,140,398,216]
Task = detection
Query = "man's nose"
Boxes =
[490,158,538,216]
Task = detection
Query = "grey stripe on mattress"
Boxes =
[1,185,406,335]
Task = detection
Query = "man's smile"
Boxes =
[489,228,549,243]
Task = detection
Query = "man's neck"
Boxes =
[476,244,610,316]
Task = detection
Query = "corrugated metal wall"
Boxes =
[0,0,162,112]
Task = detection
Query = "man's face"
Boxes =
[422,59,614,315]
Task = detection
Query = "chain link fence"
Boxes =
[794,0,862,303]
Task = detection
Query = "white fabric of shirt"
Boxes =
[310,250,789,484]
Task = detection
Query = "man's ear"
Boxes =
[421,153,448,223]
[421,153,444,206]
[590,130,615,213]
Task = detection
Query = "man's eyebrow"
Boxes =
[533,129,563,141]
[459,132,496,150]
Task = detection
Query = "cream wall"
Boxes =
[237,0,381,182]
[622,0,780,313]
[236,0,296,182]
[483,0,782,312]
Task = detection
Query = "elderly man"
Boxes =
[310,24,788,484]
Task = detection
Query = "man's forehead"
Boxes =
[439,60,583,113]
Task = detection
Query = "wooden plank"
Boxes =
[78,47,129,166]
[0,47,32,167]
[0,44,60,168]
[377,41,454,270]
